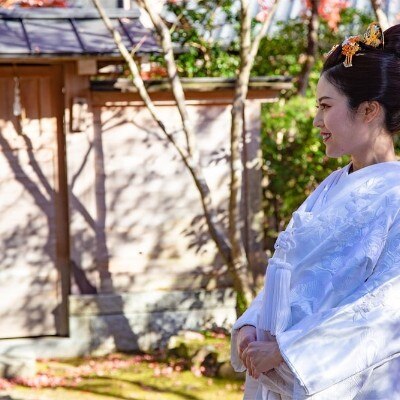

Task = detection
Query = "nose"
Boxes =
[313,108,323,128]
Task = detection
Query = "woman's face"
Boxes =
[313,74,369,158]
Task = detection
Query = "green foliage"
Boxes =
[261,96,349,245]
[253,20,307,79]
[170,42,241,77]
[154,5,374,80]
[160,0,240,77]
[252,8,374,90]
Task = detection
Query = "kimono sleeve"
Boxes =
[276,220,400,396]
[230,288,264,372]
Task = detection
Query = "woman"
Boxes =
[231,22,400,399]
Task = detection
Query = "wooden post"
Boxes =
[92,107,114,293]
[243,99,266,285]
[52,64,71,336]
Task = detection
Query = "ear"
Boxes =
[360,101,382,123]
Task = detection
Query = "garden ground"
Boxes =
[0,332,244,400]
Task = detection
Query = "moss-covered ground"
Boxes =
[0,334,244,400]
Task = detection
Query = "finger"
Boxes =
[241,354,248,369]
[249,363,259,379]
[251,360,262,379]
[238,342,248,357]
[238,336,250,357]
[243,342,256,360]
[243,349,253,371]
[241,348,249,369]
[239,337,252,353]
[253,370,260,379]
[247,362,254,378]
[242,346,251,364]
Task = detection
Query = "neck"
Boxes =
[351,132,397,173]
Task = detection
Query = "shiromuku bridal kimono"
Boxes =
[231,162,400,400]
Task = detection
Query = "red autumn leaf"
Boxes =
[0,0,68,7]
[304,0,350,30]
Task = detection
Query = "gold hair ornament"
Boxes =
[363,22,384,47]
[326,22,384,68]
[342,35,362,67]
[325,44,339,58]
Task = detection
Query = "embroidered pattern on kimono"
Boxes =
[231,162,400,399]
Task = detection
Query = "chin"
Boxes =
[325,148,344,158]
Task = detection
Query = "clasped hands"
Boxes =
[237,325,284,379]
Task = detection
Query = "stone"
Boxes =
[190,345,219,377]
[167,330,207,360]
[217,361,245,380]
[178,330,205,341]
[191,345,217,366]
[166,336,188,358]
[90,336,116,357]
[0,288,236,362]
[0,353,36,379]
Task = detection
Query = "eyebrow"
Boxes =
[317,96,333,102]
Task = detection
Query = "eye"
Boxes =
[316,103,330,110]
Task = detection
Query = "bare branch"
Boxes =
[137,0,197,159]
[93,0,236,262]
[92,0,171,142]
[93,0,257,309]
[249,0,279,69]
[168,12,185,35]
[130,35,148,57]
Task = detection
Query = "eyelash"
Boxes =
[316,104,330,110]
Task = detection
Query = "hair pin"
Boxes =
[337,22,384,68]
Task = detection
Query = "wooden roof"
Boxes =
[94,76,294,93]
[90,76,293,104]
[0,8,159,57]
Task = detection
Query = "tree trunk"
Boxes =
[93,0,279,314]
[297,0,319,96]
[228,0,252,310]
[370,0,390,31]
[229,0,280,312]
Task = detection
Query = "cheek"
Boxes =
[324,114,338,131]
[325,111,351,132]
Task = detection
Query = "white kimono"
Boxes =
[231,162,400,399]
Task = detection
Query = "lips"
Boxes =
[321,132,332,142]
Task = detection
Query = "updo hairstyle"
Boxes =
[322,24,400,135]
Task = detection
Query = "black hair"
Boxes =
[322,24,400,135]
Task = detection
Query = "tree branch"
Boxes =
[249,0,280,78]
[92,0,236,267]
[370,0,390,31]
[228,0,278,297]
[93,0,261,310]
[138,0,197,159]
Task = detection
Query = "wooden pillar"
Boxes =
[92,107,114,293]
[242,99,266,285]
[53,64,71,336]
